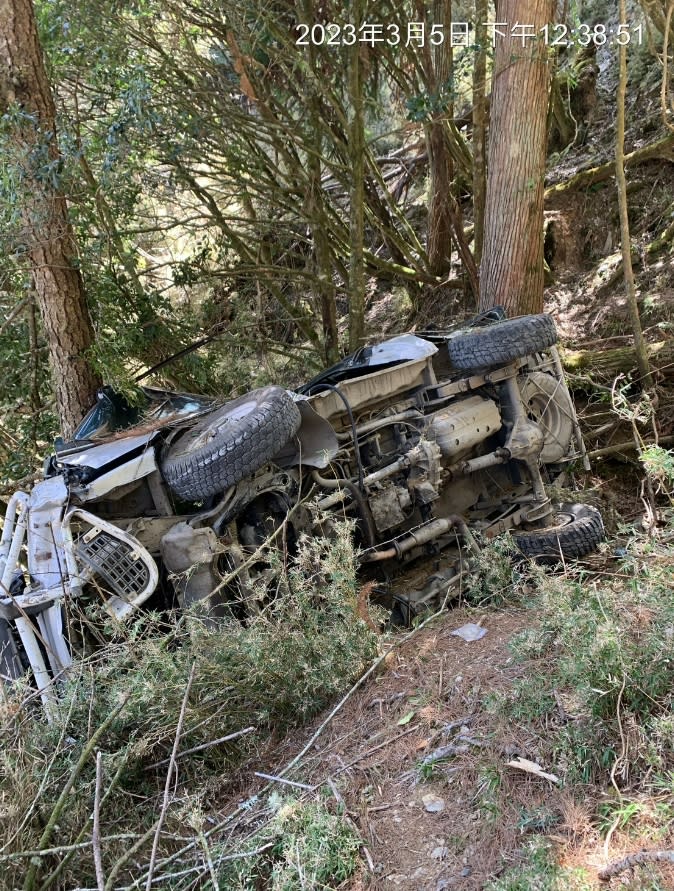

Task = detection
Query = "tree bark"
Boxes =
[472,0,488,268]
[0,0,100,438]
[348,0,366,351]
[616,0,653,388]
[426,0,454,277]
[301,0,340,365]
[562,339,674,380]
[479,0,553,315]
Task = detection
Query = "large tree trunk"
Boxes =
[0,0,100,438]
[616,0,653,388]
[472,0,488,268]
[426,0,454,277]
[479,0,553,315]
[347,0,366,352]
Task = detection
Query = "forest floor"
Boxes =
[214,528,674,890]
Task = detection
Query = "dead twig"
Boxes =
[145,662,195,891]
[334,725,419,776]
[253,772,314,790]
[145,727,255,769]
[22,694,130,891]
[0,835,140,861]
[93,752,105,891]
[326,778,375,874]
[421,743,470,765]
[599,849,674,881]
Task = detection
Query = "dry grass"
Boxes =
[0,523,377,890]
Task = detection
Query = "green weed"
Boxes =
[220,798,362,890]
[484,837,593,891]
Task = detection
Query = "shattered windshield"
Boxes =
[72,387,213,442]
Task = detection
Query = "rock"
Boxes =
[431,845,449,860]
[422,793,445,813]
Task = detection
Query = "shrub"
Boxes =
[0,523,376,889]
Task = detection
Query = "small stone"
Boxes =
[431,846,449,860]
[422,793,445,813]
[461,866,472,877]
[411,867,428,880]
[436,881,449,891]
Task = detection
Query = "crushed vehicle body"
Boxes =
[0,312,604,714]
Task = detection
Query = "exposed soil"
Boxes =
[214,600,673,889]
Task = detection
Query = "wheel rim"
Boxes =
[550,511,575,529]
[518,372,573,463]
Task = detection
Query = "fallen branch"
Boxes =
[145,663,195,891]
[93,752,105,891]
[599,849,674,881]
[561,339,674,381]
[253,772,314,790]
[421,743,470,765]
[587,434,674,460]
[145,726,256,770]
[545,134,674,200]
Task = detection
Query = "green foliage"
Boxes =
[640,446,674,500]
[465,534,522,606]
[496,528,674,785]
[221,798,361,890]
[484,837,593,891]
[0,525,376,889]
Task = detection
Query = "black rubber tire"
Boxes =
[161,387,301,501]
[514,503,605,562]
[447,314,558,370]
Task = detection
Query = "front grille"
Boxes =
[76,530,150,599]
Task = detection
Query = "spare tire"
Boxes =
[447,314,558,370]
[161,387,301,501]
[514,503,605,563]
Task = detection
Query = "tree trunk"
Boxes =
[426,0,454,277]
[616,0,653,388]
[0,0,100,438]
[306,101,339,362]
[479,0,553,315]
[472,0,488,268]
[348,0,366,352]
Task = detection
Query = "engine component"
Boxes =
[160,522,224,613]
[428,395,501,460]
[368,482,412,532]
